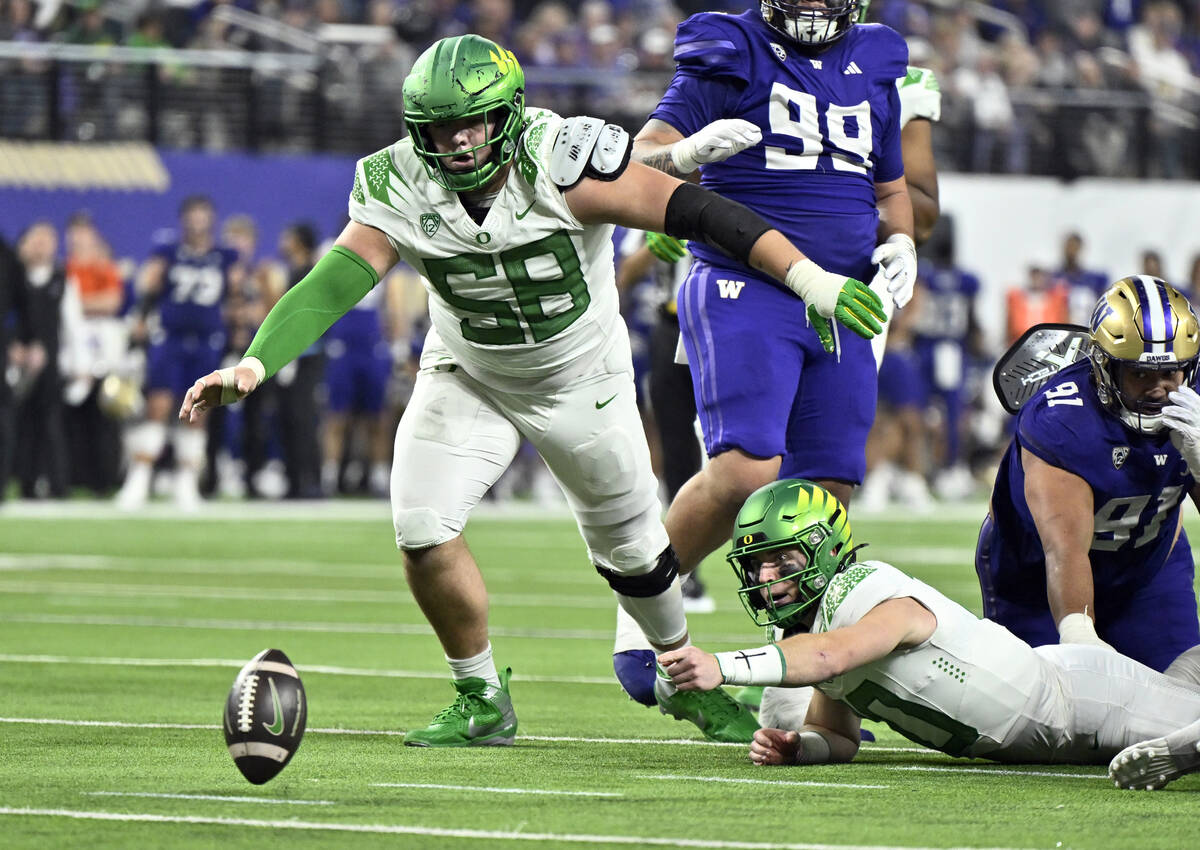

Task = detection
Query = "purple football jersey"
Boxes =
[152,242,238,336]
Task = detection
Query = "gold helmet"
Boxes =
[97,374,145,421]
[1089,275,1200,433]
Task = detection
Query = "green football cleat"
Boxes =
[404,667,518,747]
[654,674,760,743]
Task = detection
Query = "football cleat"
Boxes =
[1109,721,1200,790]
[654,671,760,743]
[613,649,658,707]
[404,667,517,747]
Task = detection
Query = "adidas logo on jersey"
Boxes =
[717,279,745,299]
[843,62,863,75]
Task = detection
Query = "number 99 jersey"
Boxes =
[976,359,1199,671]
[347,108,624,395]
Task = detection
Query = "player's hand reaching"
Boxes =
[1164,385,1200,473]
[178,357,265,423]
[657,646,724,691]
[784,260,886,353]
[750,728,801,766]
[671,118,762,174]
[646,232,687,264]
[870,233,918,309]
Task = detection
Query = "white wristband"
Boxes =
[714,645,786,687]
[795,730,832,765]
[783,259,842,316]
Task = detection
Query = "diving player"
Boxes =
[976,277,1200,674]
[178,34,885,747]
[116,195,240,510]
[658,478,1200,791]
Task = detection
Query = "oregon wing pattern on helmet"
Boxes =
[726,479,855,630]
[402,35,526,192]
[1088,275,1200,433]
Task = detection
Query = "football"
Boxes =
[222,648,307,784]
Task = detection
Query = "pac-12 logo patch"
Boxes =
[420,213,441,237]
[770,42,787,63]
[1112,446,1130,469]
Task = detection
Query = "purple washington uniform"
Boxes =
[654,12,907,480]
[913,263,979,464]
[976,360,1199,671]
[146,243,237,396]
[324,287,391,415]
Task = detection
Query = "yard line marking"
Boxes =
[0,612,758,645]
[889,766,1106,780]
[371,783,620,797]
[0,579,613,609]
[0,807,1036,850]
[82,791,333,805]
[644,773,888,790]
[0,654,617,685]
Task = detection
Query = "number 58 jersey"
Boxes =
[982,359,1194,607]
[347,108,625,394]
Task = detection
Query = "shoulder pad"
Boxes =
[549,116,632,190]
[672,13,747,80]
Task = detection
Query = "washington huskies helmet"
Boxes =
[726,479,856,630]
[403,35,526,192]
[760,0,861,47]
[1089,275,1200,433]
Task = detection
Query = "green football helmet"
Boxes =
[726,479,856,631]
[403,35,526,192]
[857,0,872,22]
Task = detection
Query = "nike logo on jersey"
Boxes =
[844,62,863,75]
[717,279,745,299]
[515,199,536,220]
[595,393,618,409]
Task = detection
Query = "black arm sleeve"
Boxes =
[662,182,773,265]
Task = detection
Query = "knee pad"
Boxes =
[596,545,679,597]
[394,506,454,550]
[613,649,658,707]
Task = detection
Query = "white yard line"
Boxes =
[643,773,888,790]
[82,791,333,805]
[370,783,620,797]
[0,807,1036,850]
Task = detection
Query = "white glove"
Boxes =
[670,118,762,174]
[870,233,918,309]
[1057,612,1115,651]
[1164,385,1200,474]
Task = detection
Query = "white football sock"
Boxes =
[446,643,500,688]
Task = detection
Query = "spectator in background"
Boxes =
[0,231,30,503]
[0,0,49,138]
[1053,231,1110,327]
[13,221,68,499]
[1007,265,1070,344]
[1142,247,1171,284]
[1128,1,1198,178]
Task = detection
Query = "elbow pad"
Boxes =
[662,182,772,265]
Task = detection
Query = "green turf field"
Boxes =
[1,500,1197,849]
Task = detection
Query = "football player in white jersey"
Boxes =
[658,479,1200,789]
[179,34,887,747]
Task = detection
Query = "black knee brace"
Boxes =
[595,546,680,598]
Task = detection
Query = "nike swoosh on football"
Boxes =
[595,394,618,409]
[263,677,284,736]
[515,200,536,220]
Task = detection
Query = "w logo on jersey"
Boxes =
[420,213,441,237]
[717,279,745,299]
[1155,454,1169,466]
[1112,446,1130,469]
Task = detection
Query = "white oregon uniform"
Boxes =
[812,561,1200,763]
[347,108,667,570]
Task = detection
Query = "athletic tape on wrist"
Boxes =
[795,730,832,764]
[714,644,786,687]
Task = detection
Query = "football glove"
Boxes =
[670,119,762,175]
[1163,385,1200,474]
[646,232,687,264]
[870,233,918,309]
[784,260,886,353]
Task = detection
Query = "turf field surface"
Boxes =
[0,499,1197,849]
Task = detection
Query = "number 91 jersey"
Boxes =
[347,108,623,394]
[983,359,1194,606]
[650,10,907,282]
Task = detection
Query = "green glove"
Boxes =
[646,232,687,263]
[805,280,887,354]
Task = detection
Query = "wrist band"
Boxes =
[714,644,786,687]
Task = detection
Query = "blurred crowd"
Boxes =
[2,0,1200,174]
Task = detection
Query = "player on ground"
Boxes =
[658,478,1200,791]
[977,277,1200,676]
[116,195,241,510]
[179,34,885,747]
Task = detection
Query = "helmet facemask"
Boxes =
[407,105,524,192]
[760,0,861,47]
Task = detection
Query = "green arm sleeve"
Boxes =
[244,245,380,379]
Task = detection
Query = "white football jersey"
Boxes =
[897,66,941,128]
[813,560,1051,759]
[348,108,624,393]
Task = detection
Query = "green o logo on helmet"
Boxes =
[403,35,527,193]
